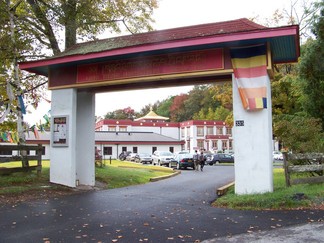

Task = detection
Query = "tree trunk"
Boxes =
[64,0,77,50]
[26,0,61,54]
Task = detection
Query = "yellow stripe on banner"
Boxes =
[240,87,267,99]
[231,55,267,69]
[255,97,264,108]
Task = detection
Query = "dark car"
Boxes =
[173,153,195,170]
[119,151,132,161]
[206,153,234,165]
[134,153,153,164]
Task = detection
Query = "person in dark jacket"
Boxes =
[199,151,205,171]
[193,150,199,171]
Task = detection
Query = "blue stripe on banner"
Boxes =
[230,44,267,59]
[18,95,26,114]
[262,97,267,108]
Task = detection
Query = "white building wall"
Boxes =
[131,126,161,134]
[160,127,180,140]
[98,144,182,160]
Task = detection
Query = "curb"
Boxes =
[216,181,235,196]
[150,170,181,182]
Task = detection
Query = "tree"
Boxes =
[170,94,189,122]
[273,113,324,152]
[104,106,136,120]
[298,3,324,128]
[0,0,158,134]
[210,83,232,110]
[156,97,173,119]
[21,0,158,53]
[181,85,215,121]
[271,73,303,116]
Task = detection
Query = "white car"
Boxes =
[152,151,174,166]
[273,151,283,160]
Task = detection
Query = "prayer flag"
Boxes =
[18,95,26,114]
[230,44,268,111]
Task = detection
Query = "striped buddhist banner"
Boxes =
[230,44,268,111]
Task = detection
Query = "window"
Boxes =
[108,126,116,131]
[42,146,45,155]
[181,128,185,138]
[229,140,233,150]
[152,147,157,154]
[0,150,12,155]
[197,126,204,136]
[169,147,174,153]
[217,127,223,135]
[187,140,190,150]
[119,126,127,131]
[122,147,127,152]
[186,127,190,137]
[207,126,214,135]
[222,140,228,150]
[104,147,112,155]
[226,127,232,135]
[212,140,218,150]
[133,147,138,153]
[197,140,204,149]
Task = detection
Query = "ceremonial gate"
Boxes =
[20,18,299,194]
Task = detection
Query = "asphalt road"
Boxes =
[0,165,323,243]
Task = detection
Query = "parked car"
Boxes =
[174,151,190,155]
[152,151,174,166]
[173,153,195,170]
[126,152,137,161]
[119,151,132,161]
[205,153,234,165]
[273,151,283,161]
[134,153,153,164]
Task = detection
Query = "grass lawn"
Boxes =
[213,168,324,210]
[0,160,175,195]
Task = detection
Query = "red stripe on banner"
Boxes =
[233,65,267,79]
[248,98,257,110]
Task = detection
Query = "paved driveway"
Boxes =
[0,166,323,242]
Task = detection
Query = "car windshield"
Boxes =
[160,152,172,156]
[140,153,150,157]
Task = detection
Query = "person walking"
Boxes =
[199,151,205,171]
[193,150,199,171]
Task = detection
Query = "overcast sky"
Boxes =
[25,0,295,124]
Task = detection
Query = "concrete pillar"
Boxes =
[232,74,273,194]
[50,89,77,187]
[50,89,95,187]
[76,91,96,186]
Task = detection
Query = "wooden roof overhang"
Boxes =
[19,18,299,93]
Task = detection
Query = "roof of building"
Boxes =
[20,18,299,76]
[52,18,267,58]
[134,109,169,121]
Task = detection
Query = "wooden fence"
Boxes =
[0,144,43,175]
[283,152,324,187]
